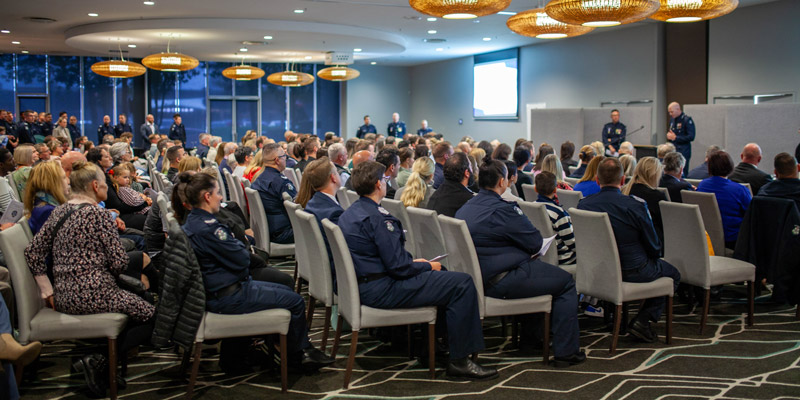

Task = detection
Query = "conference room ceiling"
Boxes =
[0,0,780,66]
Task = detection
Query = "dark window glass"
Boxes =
[235,77,258,97]
[116,64,145,138]
[208,62,232,96]
[260,63,287,142]
[48,56,82,126]
[16,54,47,94]
[289,64,314,135]
[83,57,115,142]
[236,100,258,142]
[177,64,207,148]
[147,69,177,134]
[316,72,340,137]
[0,54,15,113]
[209,100,232,142]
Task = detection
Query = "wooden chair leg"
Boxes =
[321,307,332,353]
[610,304,622,355]
[666,296,673,344]
[306,296,316,328]
[542,312,550,365]
[279,334,288,394]
[428,323,436,379]
[747,280,755,327]
[343,330,359,389]
[331,315,344,357]
[185,342,203,399]
[699,288,711,334]
[108,338,118,400]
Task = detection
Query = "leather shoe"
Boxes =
[553,351,586,368]
[298,347,335,372]
[628,319,657,343]
[446,358,498,380]
[72,353,107,398]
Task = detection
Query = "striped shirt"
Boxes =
[535,194,576,266]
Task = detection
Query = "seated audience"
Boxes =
[165,145,185,183]
[491,143,512,161]
[578,158,680,343]
[294,137,319,172]
[697,150,752,250]
[206,136,221,164]
[620,154,637,176]
[11,144,36,195]
[659,151,693,202]
[569,145,595,178]
[619,141,635,156]
[513,147,533,200]
[251,143,295,244]
[456,160,584,365]
[339,161,496,379]
[728,143,773,195]
[758,152,800,209]
[232,146,253,179]
[623,157,668,243]
[432,141,453,189]
[344,150,374,190]
[0,294,42,400]
[686,145,721,180]
[328,143,351,187]
[657,143,676,161]
[573,155,604,197]
[219,142,237,175]
[560,141,578,175]
[243,149,263,182]
[376,148,400,199]
[590,141,605,160]
[88,147,148,230]
[109,141,132,166]
[427,152,474,218]
[540,154,572,190]
[0,149,15,215]
[34,143,50,162]
[532,144,554,174]
[399,156,435,208]
[534,172,576,266]
[396,147,415,187]
[501,160,524,203]
[110,163,152,215]
[24,161,69,235]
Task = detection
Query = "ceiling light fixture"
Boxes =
[264,35,273,40]
[427,17,437,21]
[497,11,517,15]
[649,0,738,22]
[239,47,248,52]
[545,0,660,27]
[507,7,594,39]
[409,0,512,19]
[91,44,147,78]
[317,66,360,82]
[128,44,137,48]
[267,69,315,87]
[222,61,265,81]
[294,9,305,13]
[143,1,155,5]
[304,56,312,59]
[435,47,444,51]
[0,30,9,34]
[141,37,198,72]
[21,50,29,54]
[11,41,20,45]
[353,48,362,52]
[88,13,99,17]
[482,37,492,41]
[371,62,377,65]
[428,30,437,34]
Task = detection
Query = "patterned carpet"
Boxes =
[19,261,800,400]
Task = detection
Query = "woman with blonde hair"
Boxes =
[539,154,572,190]
[24,161,69,235]
[623,156,667,241]
[620,154,637,177]
[572,155,605,197]
[11,144,37,196]
[243,149,263,182]
[590,141,605,159]
[240,130,257,145]
[399,156,435,208]
[214,142,228,166]
[469,148,486,168]
[178,156,202,173]
[569,145,595,178]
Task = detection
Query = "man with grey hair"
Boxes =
[656,143,676,160]
[728,143,773,195]
[196,133,211,160]
[206,136,222,164]
[219,142,238,175]
[619,141,635,157]
[328,142,350,186]
[687,145,722,179]
[659,152,694,202]
[109,141,133,165]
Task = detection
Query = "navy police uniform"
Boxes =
[668,113,696,175]
[115,122,132,138]
[17,121,36,144]
[578,187,680,323]
[602,122,626,155]
[97,123,114,143]
[338,196,484,360]
[182,208,311,355]
[40,121,53,138]
[68,123,81,143]
[305,191,344,290]
[356,123,377,139]
[169,122,186,145]
[387,121,406,138]
[417,127,432,136]
[456,190,580,357]
[251,166,296,244]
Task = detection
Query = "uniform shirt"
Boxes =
[602,122,626,154]
[0,120,16,138]
[114,123,132,138]
[182,208,251,293]
[417,127,432,136]
[686,161,709,179]
[697,176,752,243]
[338,196,429,279]
[668,112,696,158]
[758,178,800,211]
[97,123,114,142]
[659,174,693,203]
[432,162,445,189]
[251,166,296,242]
[455,190,543,281]
[535,194,576,266]
[578,187,662,271]
[569,163,588,178]
[356,124,377,139]
[17,121,36,144]
[305,191,344,287]
[169,123,186,144]
[426,179,474,218]
[515,172,533,201]
[40,121,53,138]
[67,123,81,142]
[387,121,406,137]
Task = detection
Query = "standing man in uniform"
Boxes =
[387,112,406,138]
[251,143,296,244]
[40,113,53,139]
[17,110,38,145]
[67,116,81,145]
[417,120,433,136]
[0,110,16,141]
[97,115,114,143]
[169,113,186,146]
[666,102,695,175]
[115,114,132,138]
[356,115,376,139]
[602,109,626,156]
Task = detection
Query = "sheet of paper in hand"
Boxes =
[0,200,24,224]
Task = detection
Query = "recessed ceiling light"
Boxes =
[294,9,304,13]
[370,61,377,65]
[21,50,29,54]
[264,35,273,40]
[11,41,20,45]
[88,13,99,17]
[0,30,9,34]
[143,1,155,4]
[304,56,312,59]
[497,11,516,15]
[353,48,362,52]
[482,37,491,41]
[239,47,248,52]
[128,44,137,48]
[428,30,437,34]
[427,17,437,21]
[435,47,443,51]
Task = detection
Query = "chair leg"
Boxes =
[500,317,507,339]
[666,296,673,345]
[428,323,436,379]
[699,289,711,334]
[331,315,344,357]
[293,262,301,294]
[511,317,519,347]
[321,307,332,354]
[610,304,622,355]
[542,312,550,365]
[747,280,755,327]
[279,334,288,394]
[407,325,413,359]
[108,338,118,400]
[306,296,316,328]
[343,330,359,389]
[185,342,202,399]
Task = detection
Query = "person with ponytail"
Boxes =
[455,159,585,367]
[399,156,435,208]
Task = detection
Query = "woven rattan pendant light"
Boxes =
[317,66,360,81]
[409,0,512,19]
[222,61,265,81]
[507,7,595,39]
[545,0,661,27]
[142,37,198,72]
[90,44,146,78]
[267,64,315,87]
[649,0,738,22]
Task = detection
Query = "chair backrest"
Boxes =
[437,215,487,318]
[345,190,360,207]
[380,198,416,256]
[216,168,228,202]
[521,184,537,202]
[660,201,711,288]
[5,174,20,202]
[740,182,752,196]
[568,208,624,304]
[157,192,171,229]
[517,202,559,266]
[283,200,306,278]
[242,179,251,188]
[282,192,293,202]
[232,175,249,221]
[18,216,33,240]
[322,219,363,330]
[685,178,702,187]
[568,166,578,175]
[0,224,40,343]
[295,168,303,184]
[656,186,671,202]
[556,189,583,211]
[681,190,725,256]
[245,187,271,253]
[406,207,447,267]
[394,185,405,201]
[284,168,299,190]
[509,182,519,197]
[223,169,238,206]
[336,186,351,209]
[295,209,335,305]
[564,177,580,187]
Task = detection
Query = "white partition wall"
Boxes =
[530,109,583,148]
[684,104,728,170]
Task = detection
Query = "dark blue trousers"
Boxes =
[359,271,484,360]
[485,259,580,358]
[0,296,18,399]
[206,278,310,354]
[623,259,681,322]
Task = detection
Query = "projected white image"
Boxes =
[473,58,518,119]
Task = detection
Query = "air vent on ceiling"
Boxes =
[23,17,57,23]
[423,38,447,43]
[242,41,268,46]
[403,16,423,20]
[109,50,129,54]
[325,51,353,65]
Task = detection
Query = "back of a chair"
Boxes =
[437,215,487,318]
[18,216,33,240]
[518,202,559,266]
[568,166,578,175]
[393,186,405,201]
[685,178,702,187]
[157,192,171,228]
[283,201,305,278]
[284,168,299,190]
[509,182,519,197]
[656,187,671,202]
[740,182,752,196]
[232,175,249,221]
[223,169,237,206]
[556,189,583,211]
[245,187,270,252]
[6,174,20,202]
[0,224,41,343]
[322,219,362,330]
[345,190,359,207]
[295,210,335,305]
[569,208,624,304]
[337,186,351,209]
[406,207,447,267]
[242,179,251,188]
[380,198,416,256]
[521,184,536,202]
[681,190,725,256]
[295,168,303,184]
[660,201,711,288]
[216,169,228,202]
[564,177,580,187]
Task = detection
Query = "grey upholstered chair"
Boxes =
[437,215,552,364]
[345,190,360,208]
[569,208,674,355]
[322,219,437,389]
[232,175,249,222]
[656,187,671,201]
[336,186,351,209]
[740,182,752,196]
[294,168,303,184]
[283,200,307,293]
[681,190,732,257]
[380,198,416,256]
[685,178,702,187]
[406,207,447,268]
[156,192,171,229]
[564,177,580,187]
[6,173,20,202]
[556,189,582,212]
[0,224,128,399]
[18,215,33,240]
[223,169,239,207]
[521,184,537,202]
[244,187,295,258]
[214,167,227,202]
[660,201,755,333]
[294,209,337,353]
[517,202,567,273]
[284,168,299,190]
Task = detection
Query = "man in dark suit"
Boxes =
[686,145,722,180]
[659,152,694,202]
[728,143,773,195]
[139,114,157,149]
[426,152,474,217]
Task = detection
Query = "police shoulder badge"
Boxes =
[214,227,228,241]
[385,221,395,232]
[204,218,217,224]
[286,182,294,192]
[514,206,523,216]
[377,206,390,215]
[793,225,800,236]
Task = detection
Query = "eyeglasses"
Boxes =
[266,154,288,162]
[381,176,391,184]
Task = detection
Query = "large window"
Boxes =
[289,64,315,134]
[83,57,116,142]
[177,65,207,148]
[16,55,47,94]
[261,63,287,141]
[49,56,81,121]
[0,55,16,113]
